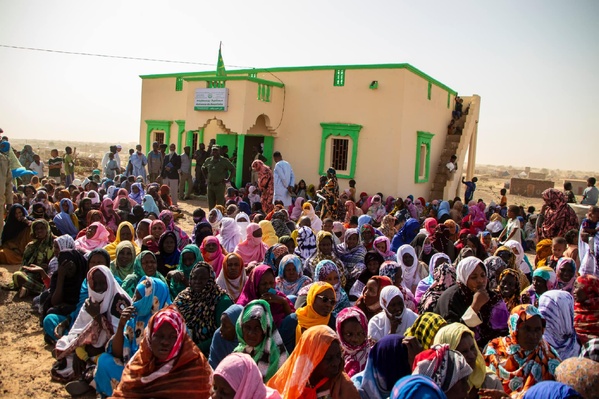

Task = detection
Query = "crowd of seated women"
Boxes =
[2,172,598,399]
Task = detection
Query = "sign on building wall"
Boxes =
[194,88,228,111]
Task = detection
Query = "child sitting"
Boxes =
[247,185,261,207]
[499,205,521,244]
[563,229,580,268]
[545,236,567,270]
[581,206,599,241]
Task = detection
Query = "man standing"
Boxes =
[101,146,117,178]
[273,151,295,207]
[29,154,44,178]
[0,141,13,238]
[178,146,193,200]
[105,153,119,180]
[193,143,209,195]
[201,145,235,210]
[48,148,63,184]
[130,144,148,181]
[462,176,478,203]
[63,146,76,186]
[162,143,181,205]
[147,142,163,183]
[115,144,123,172]
[582,177,599,206]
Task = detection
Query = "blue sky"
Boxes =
[1,0,597,171]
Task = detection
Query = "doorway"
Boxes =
[242,135,265,185]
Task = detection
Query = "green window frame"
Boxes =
[145,120,173,153]
[427,82,432,100]
[207,80,225,88]
[333,69,345,86]
[257,84,271,102]
[415,131,435,183]
[175,77,183,91]
[319,123,362,179]
[248,72,257,78]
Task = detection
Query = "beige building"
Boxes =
[139,59,480,200]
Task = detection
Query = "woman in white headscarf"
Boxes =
[434,257,509,348]
[209,208,223,236]
[504,239,533,277]
[218,217,243,253]
[235,212,250,241]
[396,244,428,294]
[367,285,418,343]
[53,266,132,383]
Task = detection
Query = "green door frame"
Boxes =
[175,120,185,151]
[216,133,240,187]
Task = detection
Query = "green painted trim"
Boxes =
[175,77,183,91]
[185,130,194,148]
[427,82,432,100]
[257,83,272,102]
[175,120,185,150]
[235,134,245,188]
[333,69,345,87]
[447,92,451,108]
[263,136,274,167]
[140,63,456,94]
[318,123,363,179]
[145,120,173,152]
[183,75,284,88]
[145,130,151,154]
[199,128,205,145]
[414,131,435,183]
[207,80,226,88]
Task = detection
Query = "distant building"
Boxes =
[138,50,481,198]
[510,178,554,197]
[528,172,547,180]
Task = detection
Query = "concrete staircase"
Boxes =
[429,95,481,201]
[430,134,461,200]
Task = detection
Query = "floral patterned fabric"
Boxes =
[483,305,561,397]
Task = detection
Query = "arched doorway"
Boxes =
[241,114,276,185]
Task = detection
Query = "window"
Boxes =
[319,123,362,179]
[414,131,435,183]
[427,82,432,100]
[207,80,225,88]
[418,144,427,179]
[175,77,183,91]
[333,69,345,86]
[331,138,349,171]
[257,84,271,102]
[145,120,172,154]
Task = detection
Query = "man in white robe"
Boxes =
[272,151,295,207]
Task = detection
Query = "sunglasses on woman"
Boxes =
[316,295,337,305]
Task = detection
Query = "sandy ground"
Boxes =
[0,197,205,399]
